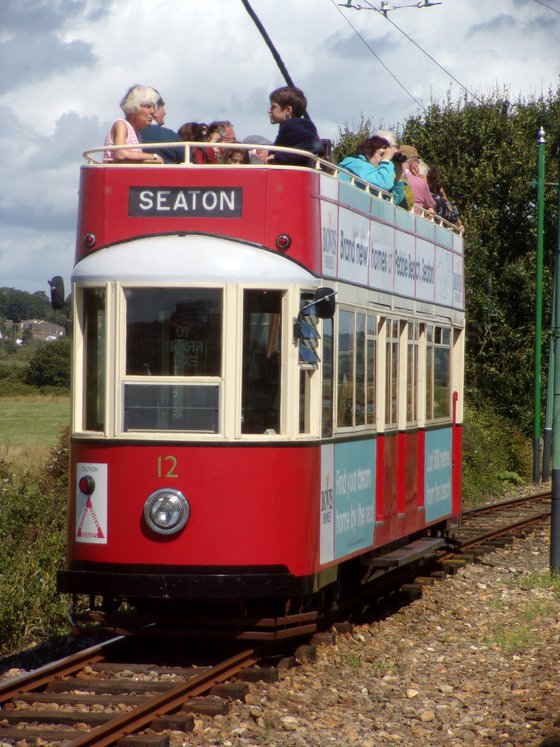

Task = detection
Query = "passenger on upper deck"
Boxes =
[338,136,405,205]
[399,144,435,214]
[427,165,462,228]
[223,147,250,165]
[374,129,399,147]
[208,121,237,143]
[267,86,324,166]
[177,122,210,164]
[139,95,184,164]
[195,121,226,164]
[242,135,272,164]
[104,85,164,164]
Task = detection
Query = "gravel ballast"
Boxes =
[176,523,560,747]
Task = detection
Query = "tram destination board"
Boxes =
[129,186,243,218]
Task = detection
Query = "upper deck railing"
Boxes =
[82,141,463,236]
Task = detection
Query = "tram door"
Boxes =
[241,290,282,435]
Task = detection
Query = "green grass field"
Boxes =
[0,396,70,447]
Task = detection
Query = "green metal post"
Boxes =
[551,155,560,573]
[534,128,546,483]
[544,186,558,482]
[543,315,555,482]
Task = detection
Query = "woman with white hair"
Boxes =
[104,85,164,163]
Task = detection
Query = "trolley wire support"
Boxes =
[240,0,311,120]
[338,0,442,15]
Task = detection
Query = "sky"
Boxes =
[0,0,559,295]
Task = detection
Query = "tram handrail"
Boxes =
[82,141,463,235]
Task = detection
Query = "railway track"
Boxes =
[453,490,551,549]
[0,492,551,746]
[0,635,274,746]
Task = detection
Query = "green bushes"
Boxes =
[462,403,533,508]
[0,430,70,656]
[26,338,71,389]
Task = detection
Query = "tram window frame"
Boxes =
[123,381,220,433]
[355,312,366,426]
[241,289,283,435]
[385,318,400,428]
[81,287,106,433]
[337,309,355,429]
[426,324,452,421]
[406,321,419,425]
[321,317,334,437]
[121,287,224,434]
[298,291,318,436]
[335,307,375,432]
[366,314,376,426]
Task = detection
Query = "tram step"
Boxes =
[371,537,445,568]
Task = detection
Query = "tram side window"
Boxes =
[426,325,451,420]
[123,288,222,432]
[385,319,400,427]
[336,310,374,430]
[355,313,366,426]
[299,291,318,435]
[337,310,354,428]
[242,289,282,434]
[407,322,419,424]
[83,288,106,431]
[322,318,333,437]
[366,315,376,426]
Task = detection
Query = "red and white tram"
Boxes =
[56,139,464,622]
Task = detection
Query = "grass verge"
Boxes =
[0,396,70,446]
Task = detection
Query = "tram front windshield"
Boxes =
[123,288,222,433]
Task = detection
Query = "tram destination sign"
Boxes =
[129,186,243,218]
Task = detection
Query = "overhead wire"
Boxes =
[533,0,560,15]
[381,14,483,102]
[355,0,483,102]
[328,0,426,111]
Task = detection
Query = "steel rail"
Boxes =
[0,634,126,706]
[457,510,551,550]
[462,490,551,517]
[66,647,260,747]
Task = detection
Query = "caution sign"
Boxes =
[75,463,108,544]
[77,497,105,540]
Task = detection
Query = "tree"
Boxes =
[0,287,65,324]
[401,87,560,429]
[26,338,71,389]
[334,86,560,430]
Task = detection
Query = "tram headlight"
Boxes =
[143,489,190,536]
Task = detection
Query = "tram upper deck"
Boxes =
[76,142,464,317]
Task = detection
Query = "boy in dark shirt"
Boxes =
[268,86,324,166]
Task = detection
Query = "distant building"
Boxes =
[21,319,65,341]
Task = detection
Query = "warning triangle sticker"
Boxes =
[77,497,105,539]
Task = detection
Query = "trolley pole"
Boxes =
[533,128,546,483]
[550,156,560,573]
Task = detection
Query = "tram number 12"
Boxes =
[157,455,178,478]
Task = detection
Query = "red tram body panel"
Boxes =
[75,167,322,272]
[58,144,465,610]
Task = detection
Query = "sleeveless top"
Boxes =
[104,118,141,161]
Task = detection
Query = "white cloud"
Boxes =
[0,0,558,292]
